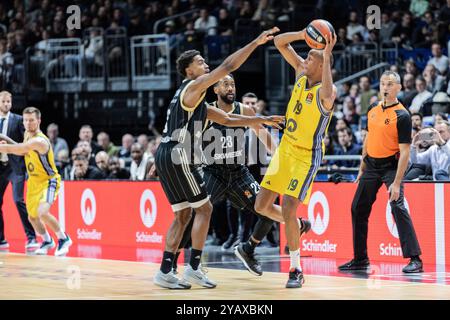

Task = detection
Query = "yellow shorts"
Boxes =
[26,176,61,218]
[260,142,322,204]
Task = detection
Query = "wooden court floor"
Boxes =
[1,252,449,300]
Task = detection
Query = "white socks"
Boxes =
[40,231,51,242]
[289,249,302,271]
[56,231,67,240]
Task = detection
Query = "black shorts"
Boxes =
[155,143,209,211]
[203,164,260,212]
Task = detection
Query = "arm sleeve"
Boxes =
[396,110,412,144]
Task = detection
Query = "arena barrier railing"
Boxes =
[130,34,171,91]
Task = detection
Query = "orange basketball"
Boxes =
[305,19,335,50]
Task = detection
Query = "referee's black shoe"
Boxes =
[234,243,263,276]
[285,268,305,288]
[402,258,423,273]
[338,258,370,271]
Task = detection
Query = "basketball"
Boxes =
[305,19,335,50]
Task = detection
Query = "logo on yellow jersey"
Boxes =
[306,93,314,104]
[286,119,297,132]
[27,163,34,172]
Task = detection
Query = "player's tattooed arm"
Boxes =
[274,29,306,78]
[184,27,280,109]
[0,137,48,156]
[207,105,284,129]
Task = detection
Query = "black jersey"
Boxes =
[202,101,247,166]
[161,79,208,160]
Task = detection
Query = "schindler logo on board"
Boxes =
[78,188,102,240]
[136,190,163,244]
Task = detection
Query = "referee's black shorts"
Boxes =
[155,143,209,212]
[203,164,259,212]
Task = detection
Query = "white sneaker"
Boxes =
[55,234,72,257]
[153,270,192,289]
[183,265,217,288]
[25,239,40,250]
[34,238,55,255]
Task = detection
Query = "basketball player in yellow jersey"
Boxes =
[0,107,72,256]
[255,30,337,288]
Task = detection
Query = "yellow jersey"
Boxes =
[282,74,333,151]
[24,131,60,181]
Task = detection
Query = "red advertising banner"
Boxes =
[280,182,441,264]
[63,181,173,251]
[3,180,448,267]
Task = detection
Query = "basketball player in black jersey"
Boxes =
[153,27,285,290]
[172,74,312,277]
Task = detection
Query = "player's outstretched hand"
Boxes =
[255,27,280,45]
[324,32,337,56]
[260,115,285,129]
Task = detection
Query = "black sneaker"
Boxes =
[221,235,240,251]
[0,239,9,249]
[338,259,370,271]
[234,243,263,276]
[286,268,304,288]
[402,258,423,273]
[299,218,311,237]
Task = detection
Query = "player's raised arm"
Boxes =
[274,30,306,78]
[183,27,280,110]
[319,33,337,111]
[207,105,284,129]
[0,137,48,156]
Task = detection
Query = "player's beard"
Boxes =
[220,93,235,105]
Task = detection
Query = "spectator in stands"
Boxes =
[430,92,450,115]
[78,125,101,155]
[334,127,362,168]
[380,13,397,42]
[322,133,336,167]
[404,59,419,77]
[410,77,433,113]
[194,8,218,36]
[357,76,377,115]
[392,12,414,48]
[346,11,366,41]
[128,12,146,37]
[217,8,233,36]
[411,113,424,131]
[0,39,13,86]
[336,27,350,47]
[107,156,130,180]
[56,149,71,180]
[411,122,450,180]
[423,64,446,95]
[97,131,119,157]
[130,143,152,181]
[398,73,417,107]
[72,155,105,180]
[343,96,360,129]
[434,112,449,126]
[439,0,450,24]
[239,1,253,19]
[76,140,96,167]
[95,151,109,177]
[410,0,429,17]
[46,123,68,165]
[427,43,449,76]
[119,133,134,169]
[137,133,151,158]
